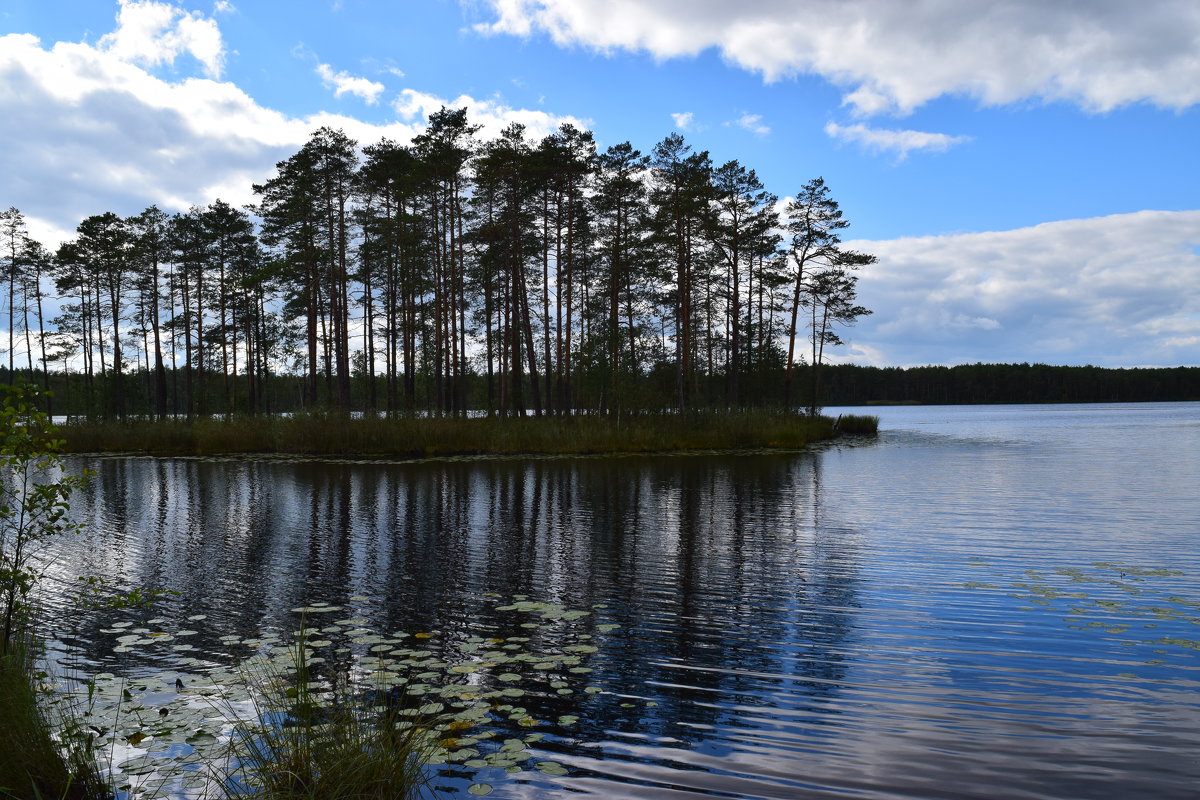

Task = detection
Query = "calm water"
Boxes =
[49,403,1200,798]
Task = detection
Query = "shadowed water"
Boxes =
[47,402,1200,798]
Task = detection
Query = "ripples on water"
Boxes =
[47,402,1200,798]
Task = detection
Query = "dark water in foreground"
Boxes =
[50,402,1200,798]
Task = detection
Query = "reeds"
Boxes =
[0,636,110,800]
[218,627,431,800]
[60,410,842,458]
[833,414,880,435]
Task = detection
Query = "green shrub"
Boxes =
[834,414,880,435]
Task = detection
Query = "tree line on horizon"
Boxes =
[818,362,1200,406]
[1,110,875,420]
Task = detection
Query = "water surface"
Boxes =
[51,402,1200,798]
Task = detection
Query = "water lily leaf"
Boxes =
[185,731,217,746]
[536,761,569,776]
[467,784,493,796]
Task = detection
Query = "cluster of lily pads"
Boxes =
[46,595,627,798]
[961,559,1200,661]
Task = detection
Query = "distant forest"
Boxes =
[3,111,877,419]
[0,362,1193,418]
[820,363,1200,406]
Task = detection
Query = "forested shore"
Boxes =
[56,409,880,457]
[2,111,873,422]
[0,362,1190,421]
[820,363,1200,406]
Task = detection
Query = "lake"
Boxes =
[49,402,1200,798]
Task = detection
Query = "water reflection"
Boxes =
[56,452,867,795]
[48,405,1200,798]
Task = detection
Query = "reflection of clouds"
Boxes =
[56,452,866,790]
[50,410,1200,798]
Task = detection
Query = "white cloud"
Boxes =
[473,0,1200,115]
[315,63,386,104]
[394,88,589,141]
[670,111,694,130]
[99,0,225,78]
[825,122,970,159]
[730,112,770,137]
[0,17,583,248]
[845,210,1200,367]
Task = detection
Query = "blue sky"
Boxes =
[1,0,1198,367]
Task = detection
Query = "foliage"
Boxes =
[3,116,875,421]
[218,616,432,800]
[0,636,110,800]
[57,410,841,458]
[815,363,1200,406]
[0,383,106,800]
[0,382,89,654]
[833,414,879,435]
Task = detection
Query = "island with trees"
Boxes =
[2,111,878,455]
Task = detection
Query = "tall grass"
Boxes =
[0,636,110,800]
[60,410,841,458]
[833,414,880,435]
[218,636,432,800]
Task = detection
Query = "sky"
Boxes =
[1,0,1197,368]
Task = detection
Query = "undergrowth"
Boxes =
[60,410,842,458]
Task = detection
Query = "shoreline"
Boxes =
[57,411,879,459]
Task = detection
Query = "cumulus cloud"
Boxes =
[315,63,386,104]
[670,111,694,130]
[825,122,970,159]
[473,0,1200,115]
[99,0,225,78]
[0,18,581,247]
[845,210,1200,367]
[394,88,589,140]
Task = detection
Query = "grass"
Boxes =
[833,414,880,435]
[218,625,431,800]
[0,636,110,800]
[59,410,843,458]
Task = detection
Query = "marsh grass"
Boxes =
[60,410,840,458]
[218,624,432,800]
[833,414,880,435]
[0,637,110,800]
